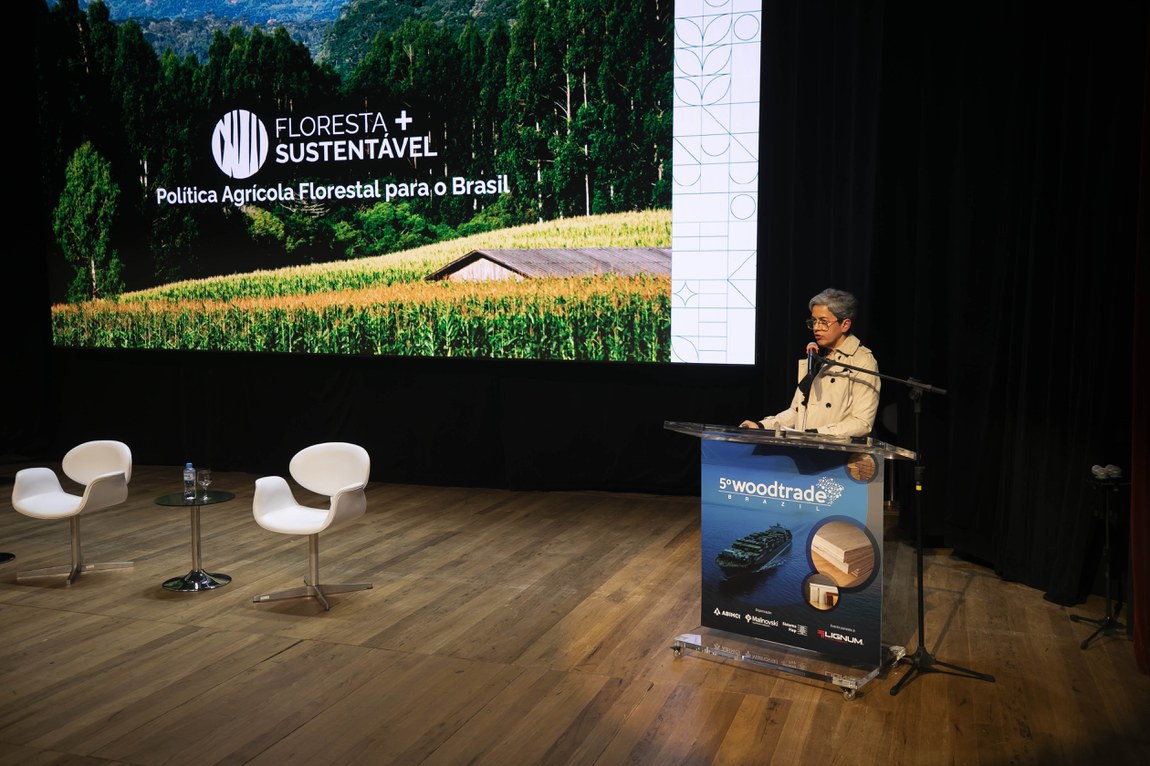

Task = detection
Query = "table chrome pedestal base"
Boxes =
[163,569,231,592]
[154,490,236,593]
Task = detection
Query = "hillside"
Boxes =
[70,1,346,22]
[60,0,518,75]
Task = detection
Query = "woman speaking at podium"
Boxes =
[740,287,879,437]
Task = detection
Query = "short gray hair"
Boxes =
[808,288,858,322]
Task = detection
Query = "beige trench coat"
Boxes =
[758,334,880,437]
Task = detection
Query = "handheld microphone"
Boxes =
[806,342,819,377]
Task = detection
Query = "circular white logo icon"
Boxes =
[211,109,269,179]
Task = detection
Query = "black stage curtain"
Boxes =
[1133,31,1148,672]
[9,1,1146,663]
[758,0,1146,655]
[871,2,1145,611]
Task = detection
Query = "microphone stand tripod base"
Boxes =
[890,646,996,696]
[1069,608,1127,650]
[1067,477,1130,650]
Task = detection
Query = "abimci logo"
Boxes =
[211,109,269,179]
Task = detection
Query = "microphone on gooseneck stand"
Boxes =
[799,342,820,406]
[807,342,820,377]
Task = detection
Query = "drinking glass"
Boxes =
[197,468,213,500]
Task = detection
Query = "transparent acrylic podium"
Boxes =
[664,421,915,699]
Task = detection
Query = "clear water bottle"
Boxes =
[183,462,196,500]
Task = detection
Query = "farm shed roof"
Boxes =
[425,247,671,281]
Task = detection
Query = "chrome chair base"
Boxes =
[17,560,133,585]
[252,534,371,610]
[253,579,372,611]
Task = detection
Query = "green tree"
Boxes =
[595,0,672,210]
[345,19,473,227]
[36,0,97,236]
[149,49,204,283]
[246,206,287,245]
[477,22,511,168]
[53,142,124,302]
[350,201,450,257]
[113,21,160,187]
[498,0,563,221]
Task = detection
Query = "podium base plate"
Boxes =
[671,626,904,700]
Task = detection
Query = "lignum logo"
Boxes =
[211,109,269,179]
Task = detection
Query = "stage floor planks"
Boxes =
[0,463,1147,765]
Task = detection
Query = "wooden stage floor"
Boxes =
[1,463,1146,765]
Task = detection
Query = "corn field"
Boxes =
[52,212,673,362]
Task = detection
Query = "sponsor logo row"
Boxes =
[710,607,863,646]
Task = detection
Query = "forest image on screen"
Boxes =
[37,0,758,363]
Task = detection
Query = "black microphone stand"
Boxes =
[1069,476,1129,648]
[818,357,995,695]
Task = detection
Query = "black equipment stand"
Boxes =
[2,474,15,563]
[1069,477,1129,649]
[817,358,995,695]
[887,382,995,694]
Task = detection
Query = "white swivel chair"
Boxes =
[252,442,372,610]
[11,440,133,584]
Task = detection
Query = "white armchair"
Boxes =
[11,440,133,584]
[251,442,372,610]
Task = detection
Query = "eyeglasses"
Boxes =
[805,317,841,330]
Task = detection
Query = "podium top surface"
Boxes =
[663,421,916,461]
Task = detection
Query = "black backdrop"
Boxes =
[10,1,1146,662]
